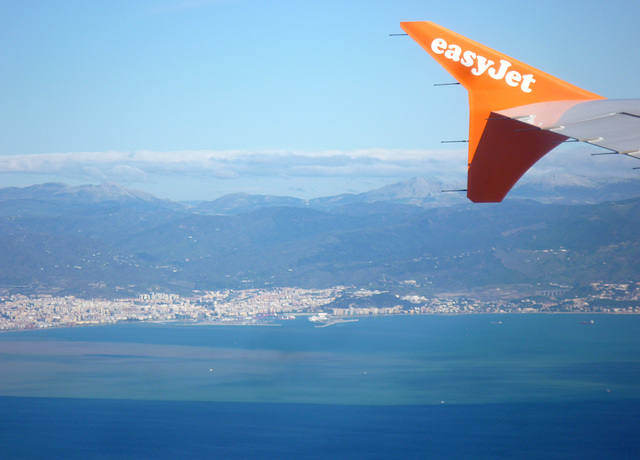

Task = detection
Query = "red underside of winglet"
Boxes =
[467,114,569,203]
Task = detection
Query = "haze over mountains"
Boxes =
[1,177,639,298]
[193,175,640,215]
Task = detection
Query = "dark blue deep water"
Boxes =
[1,397,639,459]
[1,315,639,458]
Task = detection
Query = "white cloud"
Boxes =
[0,148,468,182]
[522,143,640,181]
[0,146,636,200]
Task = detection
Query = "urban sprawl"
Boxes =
[1,281,639,331]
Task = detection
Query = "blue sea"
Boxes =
[1,315,639,459]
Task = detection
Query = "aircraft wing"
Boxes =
[497,99,640,159]
[401,21,639,203]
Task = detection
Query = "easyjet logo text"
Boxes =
[431,38,535,93]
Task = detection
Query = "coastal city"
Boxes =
[1,281,639,331]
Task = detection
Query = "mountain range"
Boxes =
[191,175,640,215]
[0,178,639,298]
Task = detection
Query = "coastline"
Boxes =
[0,310,628,333]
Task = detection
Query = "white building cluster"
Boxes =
[1,281,639,331]
[0,287,344,331]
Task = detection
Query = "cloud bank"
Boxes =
[0,148,468,183]
[0,146,636,200]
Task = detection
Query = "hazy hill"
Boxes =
[0,183,177,206]
[0,181,639,297]
[192,176,640,215]
[193,192,308,215]
[0,183,184,218]
[509,175,640,204]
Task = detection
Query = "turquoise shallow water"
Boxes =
[1,314,639,405]
[2,315,640,458]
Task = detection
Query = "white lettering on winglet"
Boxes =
[431,37,535,93]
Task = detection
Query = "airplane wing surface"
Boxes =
[401,21,639,202]
[498,99,640,159]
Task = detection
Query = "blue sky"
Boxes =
[1,0,639,200]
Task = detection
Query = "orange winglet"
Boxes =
[400,21,604,202]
